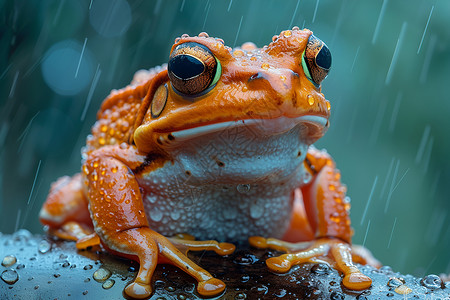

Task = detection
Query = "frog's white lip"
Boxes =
[167,115,328,143]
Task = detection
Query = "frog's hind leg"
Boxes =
[39,173,94,242]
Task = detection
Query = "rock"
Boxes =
[0,230,449,299]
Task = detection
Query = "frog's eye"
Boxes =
[301,34,331,88]
[168,42,221,96]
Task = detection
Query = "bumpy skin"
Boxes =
[40,28,378,298]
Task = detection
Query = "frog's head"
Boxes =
[134,28,332,181]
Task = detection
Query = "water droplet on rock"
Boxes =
[420,274,442,289]
[93,267,112,282]
[387,277,405,288]
[1,255,17,267]
[1,270,19,284]
[38,240,51,253]
[102,279,115,289]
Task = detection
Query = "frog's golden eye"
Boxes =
[301,34,331,87]
[168,42,221,96]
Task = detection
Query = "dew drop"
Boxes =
[102,279,115,289]
[237,184,251,194]
[1,255,17,267]
[1,270,19,284]
[38,240,51,254]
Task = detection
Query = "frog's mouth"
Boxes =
[157,115,328,146]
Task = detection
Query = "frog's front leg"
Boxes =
[84,145,233,298]
[250,147,376,291]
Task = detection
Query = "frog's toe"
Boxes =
[266,255,292,273]
[124,281,152,299]
[169,236,235,256]
[197,278,226,297]
[343,271,372,290]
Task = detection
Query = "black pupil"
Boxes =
[169,55,205,80]
[316,46,331,70]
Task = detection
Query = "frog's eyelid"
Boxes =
[210,57,222,87]
[301,50,320,88]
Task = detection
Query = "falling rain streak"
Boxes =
[362,219,371,247]
[9,71,19,98]
[361,176,378,225]
[420,35,437,84]
[417,6,434,54]
[289,0,301,29]
[415,125,431,164]
[388,92,402,133]
[387,217,397,248]
[385,22,407,85]
[233,16,244,48]
[81,64,102,121]
[312,0,319,23]
[372,0,388,44]
[75,38,88,78]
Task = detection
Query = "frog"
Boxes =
[39,27,380,299]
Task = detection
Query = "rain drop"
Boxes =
[1,270,19,284]
[38,240,51,254]
[1,255,17,267]
[237,184,251,194]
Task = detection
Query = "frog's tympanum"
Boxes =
[40,28,380,298]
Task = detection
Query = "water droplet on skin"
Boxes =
[170,211,180,221]
[102,279,115,289]
[149,208,163,222]
[38,240,51,254]
[420,274,442,289]
[83,264,93,270]
[237,184,251,193]
[307,95,315,106]
[302,171,312,184]
[1,255,17,267]
[250,202,264,219]
[1,270,19,284]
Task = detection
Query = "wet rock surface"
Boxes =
[1,230,449,299]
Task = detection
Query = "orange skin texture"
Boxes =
[40,28,378,298]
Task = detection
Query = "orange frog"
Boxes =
[40,28,379,298]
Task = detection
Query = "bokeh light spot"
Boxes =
[89,0,132,38]
[41,40,94,96]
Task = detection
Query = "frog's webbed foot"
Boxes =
[249,236,373,290]
[104,228,235,299]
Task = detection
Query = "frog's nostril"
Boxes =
[249,72,265,82]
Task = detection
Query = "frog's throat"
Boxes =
[167,115,327,143]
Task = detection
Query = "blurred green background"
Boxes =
[1,0,449,278]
